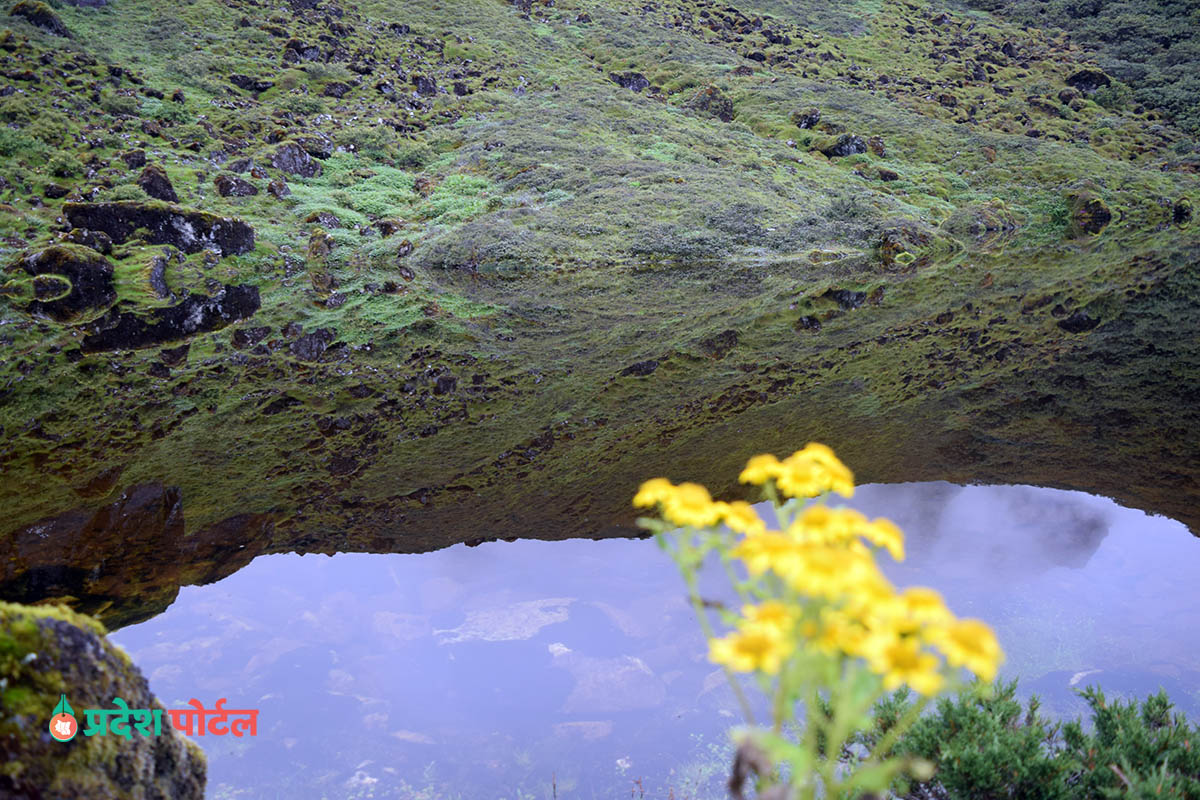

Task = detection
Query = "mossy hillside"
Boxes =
[0,0,1196,616]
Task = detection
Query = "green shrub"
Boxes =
[99,92,141,117]
[861,680,1200,800]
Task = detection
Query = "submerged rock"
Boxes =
[63,202,255,255]
[5,244,116,322]
[80,284,261,352]
[0,601,206,798]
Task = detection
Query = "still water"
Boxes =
[110,483,1200,800]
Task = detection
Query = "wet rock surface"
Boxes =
[0,601,206,798]
[63,202,255,255]
[80,284,261,352]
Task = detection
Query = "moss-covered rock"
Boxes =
[62,203,255,256]
[4,244,116,323]
[0,601,206,798]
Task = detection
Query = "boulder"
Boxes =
[791,108,821,129]
[63,202,255,255]
[1066,189,1112,235]
[271,142,321,178]
[229,74,275,93]
[8,1,69,37]
[1065,69,1111,95]
[817,134,867,157]
[81,284,261,352]
[5,244,115,322]
[0,602,206,798]
[214,174,259,197]
[137,164,178,203]
[609,71,650,92]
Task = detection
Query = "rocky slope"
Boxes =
[0,0,1196,625]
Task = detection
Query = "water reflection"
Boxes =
[110,483,1200,799]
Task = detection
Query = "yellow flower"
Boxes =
[775,443,856,499]
[661,482,722,528]
[741,601,796,635]
[813,608,871,657]
[871,637,944,695]
[788,505,868,545]
[718,500,767,536]
[932,618,1004,682]
[633,477,675,508]
[709,625,793,674]
[732,531,803,577]
[739,454,782,485]
[863,518,905,562]
[782,542,888,602]
[900,587,951,627]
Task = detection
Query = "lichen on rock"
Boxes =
[0,601,206,799]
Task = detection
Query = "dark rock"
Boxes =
[295,135,333,159]
[795,315,822,332]
[271,142,321,178]
[159,343,189,365]
[878,168,899,181]
[305,210,341,228]
[819,134,867,158]
[267,179,291,199]
[375,80,395,97]
[137,165,178,203]
[229,74,274,93]
[791,108,821,129]
[289,327,335,361]
[826,289,867,309]
[433,374,457,394]
[282,38,322,62]
[411,74,437,96]
[746,51,767,62]
[397,265,415,281]
[0,603,206,799]
[213,174,258,197]
[867,135,886,157]
[122,149,147,169]
[697,329,739,359]
[60,227,113,255]
[609,71,650,92]
[1000,41,1017,58]
[148,361,171,378]
[1058,311,1099,333]
[171,88,185,103]
[231,326,270,349]
[375,219,402,237]
[81,284,261,352]
[6,245,115,322]
[620,359,659,377]
[1065,69,1111,95]
[396,238,414,258]
[226,158,255,174]
[685,85,734,122]
[9,1,69,37]
[937,92,957,107]
[1066,190,1112,235]
[1172,199,1191,226]
[324,292,346,309]
[1058,87,1080,105]
[64,202,255,255]
[322,81,351,98]
[148,255,171,299]
[43,183,68,199]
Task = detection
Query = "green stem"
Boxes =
[683,570,757,727]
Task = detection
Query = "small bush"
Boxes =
[99,92,141,117]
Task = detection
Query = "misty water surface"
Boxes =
[110,483,1200,799]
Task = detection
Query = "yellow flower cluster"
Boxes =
[640,447,1004,695]
[634,478,765,534]
[738,443,855,499]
